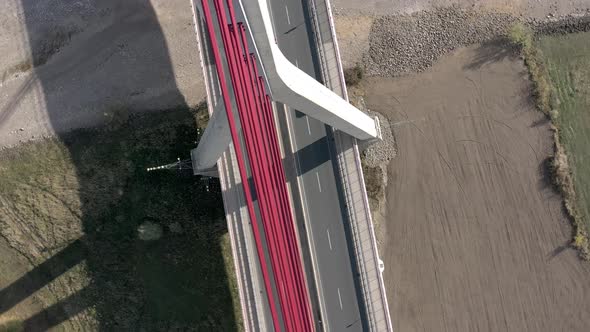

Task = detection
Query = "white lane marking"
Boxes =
[267,0,278,42]
[305,115,311,135]
[283,103,332,328]
[326,229,332,250]
[337,288,343,310]
[295,58,299,68]
[316,172,322,192]
[285,6,291,25]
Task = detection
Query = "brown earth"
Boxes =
[363,43,590,331]
[0,237,38,329]
[0,237,66,331]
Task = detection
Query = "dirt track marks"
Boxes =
[365,44,590,332]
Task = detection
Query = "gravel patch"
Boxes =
[359,98,396,168]
[535,14,590,35]
[367,5,519,76]
[366,6,590,77]
[355,95,392,245]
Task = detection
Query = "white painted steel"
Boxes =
[238,0,379,141]
[192,106,231,173]
[193,0,379,173]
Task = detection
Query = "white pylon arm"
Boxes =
[192,0,380,173]
[239,0,380,140]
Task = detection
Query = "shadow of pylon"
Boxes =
[21,286,91,332]
[0,238,87,315]
[0,73,37,131]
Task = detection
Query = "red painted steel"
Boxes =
[234,27,304,332]
[245,49,311,330]
[212,8,290,329]
[211,2,296,330]
[199,0,281,329]
[202,0,315,330]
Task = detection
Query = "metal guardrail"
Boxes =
[306,0,394,331]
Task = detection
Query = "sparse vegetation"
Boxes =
[361,160,384,210]
[508,23,533,49]
[32,27,76,67]
[220,232,244,331]
[1,59,33,82]
[510,24,590,259]
[12,60,33,74]
[1,27,75,82]
[1,27,76,82]
[507,23,552,115]
[0,320,23,332]
[103,106,130,130]
[0,107,241,329]
[344,64,364,86]
[539,31,590,259]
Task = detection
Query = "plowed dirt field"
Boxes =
[364,43,590,332]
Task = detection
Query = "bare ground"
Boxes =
[0,109,236,330]
[363,44,590,331]
[334,0,590,70]
[0,0,204,149]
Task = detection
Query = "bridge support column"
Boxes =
[191,1,236,174]
[191,103,231,175]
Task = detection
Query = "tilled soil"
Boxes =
[364,44,590,332]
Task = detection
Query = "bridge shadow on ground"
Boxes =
[0,0,238,330]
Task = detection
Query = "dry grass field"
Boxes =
[539,31,590,253]
[0,109,241,331]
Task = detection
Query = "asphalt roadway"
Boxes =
[267,0,364,330]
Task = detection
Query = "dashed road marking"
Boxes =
[285,6,291,25]
[316,172,322,192]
